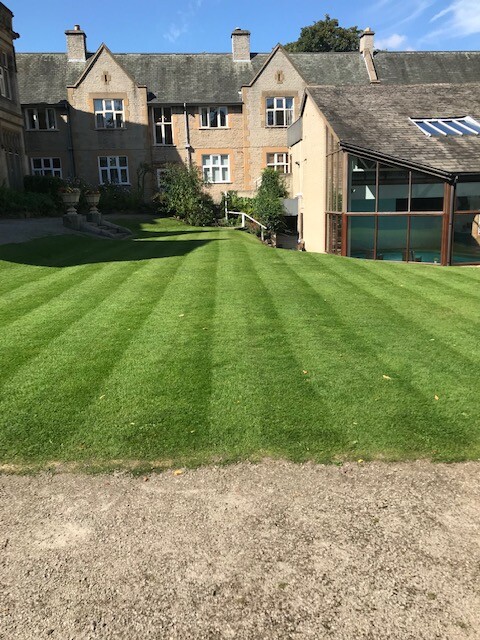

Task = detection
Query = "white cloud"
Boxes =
[376,33,408,49]
[163,0,206,43]
[164,24,188,43]
[426,0,480,39]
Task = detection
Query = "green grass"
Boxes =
[0,216,479,470]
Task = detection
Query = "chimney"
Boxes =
[65,24,87,62]
[359,27,375,55]
[231,28,251,62]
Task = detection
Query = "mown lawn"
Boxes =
[0,217,479,469]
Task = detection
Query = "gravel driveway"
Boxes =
[1,460,479,639]
[0,217,77,245]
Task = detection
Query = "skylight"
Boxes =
[411,116,480,137]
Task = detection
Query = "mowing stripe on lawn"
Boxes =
[275,251,477,458]
[73,230,221,461]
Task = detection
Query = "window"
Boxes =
[94,99,124,129]
[31,157,62,177]
[412,116,480,137]
[0,51,11,99]
[200,106,228,128]
[98,156,129,184]
[202,154,230,183]
[156,168,167,189]
[266,97,293,127]
[153,107,173,145]
[266,152,289,173]
[25,108,57,131]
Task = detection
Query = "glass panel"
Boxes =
[286,98,293,109]
[378,164,409,212]
[120,169,128,182]
[463,118,480,133]
[200,108,208,127]
[348,155,376,212]
[416,121,438,136]
[411,172,444,211]
[275,98,283,108]
[104,100,112,110]
[202,155,209,167]
[101,169,108,182]
[203,168,209,181]
[119,157,127,167]
[164,124,173,145]
[445,120,470,134]
[109,157,117,167]
[52,158,61,168]
[114,99,123,111]
[266,98,274,109]
[211,155,219,165]
[220,155,228,166]
[376,216,408,261]
[432,120,458,135]
[409,216,442,264]
[212,166,220,182]
[456,182,480,211]
[209,109,217,127]
[44,170,52,176]
[219,108,227,127]
[115,114,123,127]
[99,157,108,167]
[221,167,229,181]
[110,169,119,183]
[96,114,104,128]
[164,108,172,122]
[27,110,36,129]
[452,213,480,264]
[276,111,284,126]
[348,216,375,259]
[32,158,42,168]
[104,112,114,128]
[43,158,51,167]
[47,109,56,129]
[285,110,293,126]
[37,110,47,130]
[267,153,274,165]
[94,100,103,111]
[267,111,274,126]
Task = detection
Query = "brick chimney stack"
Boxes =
[231,28,251,62]
[65,24,87,62]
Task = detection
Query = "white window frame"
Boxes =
[411,116,480,137]
[266,97,294,127]
[25,107,57,131]
[266,152,289,174]
[156,168,167,189]
[202,154,230,184]
[153,107,174,145]
[94,99,125,129]
[200,106,228,128]
[98,156,130,185]
[30,157,62,177]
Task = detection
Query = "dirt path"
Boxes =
[1,460,479,639]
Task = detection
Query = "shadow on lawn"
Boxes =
[0,225,223,268]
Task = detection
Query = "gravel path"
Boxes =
[0,217,77,245]
[1,460,479,639]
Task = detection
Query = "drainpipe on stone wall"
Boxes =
[446,175,458,266]
[65,102,76,179]
[183,102,192,166]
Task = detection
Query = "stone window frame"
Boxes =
[98,155,129,185]
[0,51,11,100]
[94,98,125,129]
[200,106,228,129]
[265,96,294,128]
[202,154,230,184]
[25,107,57,131]
[266,152,290,174]
[30,157,62,178]
[153,107,174,145]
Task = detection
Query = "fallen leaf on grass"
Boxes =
[382,375,392,380]
[179,313,185,317]
[358,459,364,464]
[302,370,308,375]
[434,395,439,400]
[99,395,105,400]
[173,469,184,476]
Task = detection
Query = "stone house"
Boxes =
[16,25,371,201]
[0,3,26,189]
[289,31,480,265]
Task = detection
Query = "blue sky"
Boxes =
[11,0,480,53]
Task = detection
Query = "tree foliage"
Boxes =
[284,15,360,53]
[253,168,287,234]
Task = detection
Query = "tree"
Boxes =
[284,15,360,53]
[253,168,287,234]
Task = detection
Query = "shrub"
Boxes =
[98,184,145,213]
[0,186,57,218]
[221,191,254,217]
[253,168,287,234]
[24,174,64,212]
[156,163,217,226]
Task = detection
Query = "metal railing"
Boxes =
[225,209,267,241]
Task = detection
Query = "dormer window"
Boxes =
[94,99,125,129]
[266,97,294,127]
[25,108,57,131]
[411,116,480,136]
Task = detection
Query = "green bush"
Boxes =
[0,186,58,218]
[253,168,287,233]
[24,174,64,212]
[221,191,254,216]
[155,163,217,226]
[98,184,145,213]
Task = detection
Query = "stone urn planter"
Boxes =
[85,192,101,214]
[60,188,81,214]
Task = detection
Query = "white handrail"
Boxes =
[226,209,267,241]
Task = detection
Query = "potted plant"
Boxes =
[59,181,81,214]
[84,186,101,213]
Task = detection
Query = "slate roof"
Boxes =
[16,49,371,106]
[373,51,480,85]
[307,83,480,176]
